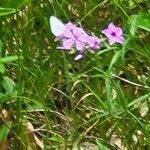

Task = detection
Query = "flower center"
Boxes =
[94,41,98,46]
[111,32,116,36]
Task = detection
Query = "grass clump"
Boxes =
[0,0,150,149]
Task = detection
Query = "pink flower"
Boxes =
[86,36,100,49]
[102,23,124,45]
[57,22,87,51]
[57,22,101,51]
[54,21,101,60]
[50,16,101,60]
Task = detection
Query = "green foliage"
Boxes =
[97,142,110,150]
[0,56,21,63]
[0,122,11,144]
[0,63,5,74]
[2,0,31,9]
[129,13,150,32]
[0,0,150,149]
[2,76,15,96]
[0,7,16,16]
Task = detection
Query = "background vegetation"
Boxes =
[0,0,150,149]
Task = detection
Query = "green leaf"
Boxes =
[0,93,8,102]
[129,13,150,32]
[134,0,143,3]
[108,50,122,72]
[127,94,150,109]
[105,78,112,111]
[2,76,15,96]
[0,123,11,144]
[0,56,22,63]
[128,14,138,36]
[97,142,110,150]
[135,14,150,32]
[0,63,5,74]
[0,7,16,16]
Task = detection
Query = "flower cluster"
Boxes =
[55,22,100,60]
[51,18,124,60]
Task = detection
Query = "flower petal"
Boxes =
[78,34,89,43]
[62,39,74,49]
[115,35,124,44]
[102,29,112,38]
[108,22,116,32]
[74,54,83,60]
[65,22,76,30]
[87,36,100,49]
[115,27,123,35]
[62,29,73,38]
[109,39,116,45]
[75,40,85,50]
[73,27,86,37]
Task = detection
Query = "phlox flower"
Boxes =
[102,23,124,45]
[86,36,100,49]
[56,22,101,60]
[50,16,101,60]
[56,22,100,51]
[57,22,101,51]
[59,22,87,51]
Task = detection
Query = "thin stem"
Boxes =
[111,73,150,90]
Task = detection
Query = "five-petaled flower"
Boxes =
[102,23,124,45]
[59,22,87,51]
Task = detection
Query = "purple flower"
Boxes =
[57,22,87,51]
[54,21,101,60]
[56,22,101,51]
[55,22,76,42]
[102,23,124,45]
[86,36,100,49]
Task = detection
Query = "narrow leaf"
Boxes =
[0,63,5,74]
[0,7,16,16]
[108,50,121,71]
[0,56,22,63]
[0,123,11,144]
